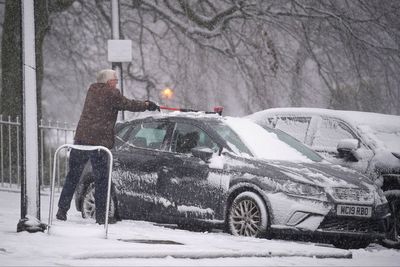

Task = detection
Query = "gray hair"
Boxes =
[96,69,116,83]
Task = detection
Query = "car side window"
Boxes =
[126,121,169,150]
[274,116,311,143]
[171,123,219,154]
[311,118,356,152]
[115,124,131,140]
[114,123,136,150]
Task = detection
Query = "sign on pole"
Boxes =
[107,40,132,62]
[109,0,133,121]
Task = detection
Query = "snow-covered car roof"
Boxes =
[128,110,224,121]
[247,107,400,153]
[248,107,400,131]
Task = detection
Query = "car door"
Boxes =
[112,119,174,219]
[157,120,224,220]
[308,116,373,173]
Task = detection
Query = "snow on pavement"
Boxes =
[1,189,400,266]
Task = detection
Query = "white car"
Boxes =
[247,107,400,248]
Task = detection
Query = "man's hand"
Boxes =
[145,100,160,111]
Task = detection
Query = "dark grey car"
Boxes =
[74,113,389,249]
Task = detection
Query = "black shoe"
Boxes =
[56,209,67,221]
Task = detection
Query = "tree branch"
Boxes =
[141,0,238,38]
[177,0,239,31]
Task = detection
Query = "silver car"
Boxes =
[247,107,400,248]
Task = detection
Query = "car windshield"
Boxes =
[338,112,400,153]
[212,117,322,162]
[358,124,400,153]
[210,122,253,156]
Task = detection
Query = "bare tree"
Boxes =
[3,0,399,121]
[0,0,75,118]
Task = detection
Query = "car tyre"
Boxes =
[381,194,400,249]
[80,182,116,221]
[227,191,268,238]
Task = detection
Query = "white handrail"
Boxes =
[47,144,113,239]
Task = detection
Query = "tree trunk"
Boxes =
[1,0,73,118]
[0,0,22,117]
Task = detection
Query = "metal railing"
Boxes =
[0,114,75,190]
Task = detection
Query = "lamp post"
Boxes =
[109,0,132,121]
[111,0,123,121]
[17,0,46,233]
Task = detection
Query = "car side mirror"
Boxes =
[191,147,214,162]
[337,138,359,162]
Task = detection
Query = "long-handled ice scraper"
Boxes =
[159,106,224,115]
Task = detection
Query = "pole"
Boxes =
[17,0,45,233]
[111,0,124,121]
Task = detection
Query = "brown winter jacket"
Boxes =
[74,83,147,148]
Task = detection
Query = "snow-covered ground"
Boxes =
[1,188,400,266]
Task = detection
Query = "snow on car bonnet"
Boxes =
[224,117,313,162]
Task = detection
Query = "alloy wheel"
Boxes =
[231,199,261,236]
[81,183,115,219]
[228,192,268,237]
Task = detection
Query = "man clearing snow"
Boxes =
[56,69,159,224]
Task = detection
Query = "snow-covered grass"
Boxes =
[1,189,400,266]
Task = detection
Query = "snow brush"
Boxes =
[159,106,223,115]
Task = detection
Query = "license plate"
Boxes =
[336,204,372,218]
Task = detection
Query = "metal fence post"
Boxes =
[8,116,12,187]
[0,115,75,189]
[16,116,21,186]
[40,119,44,189]
[0,114,3,187]
[48,119,53,189]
